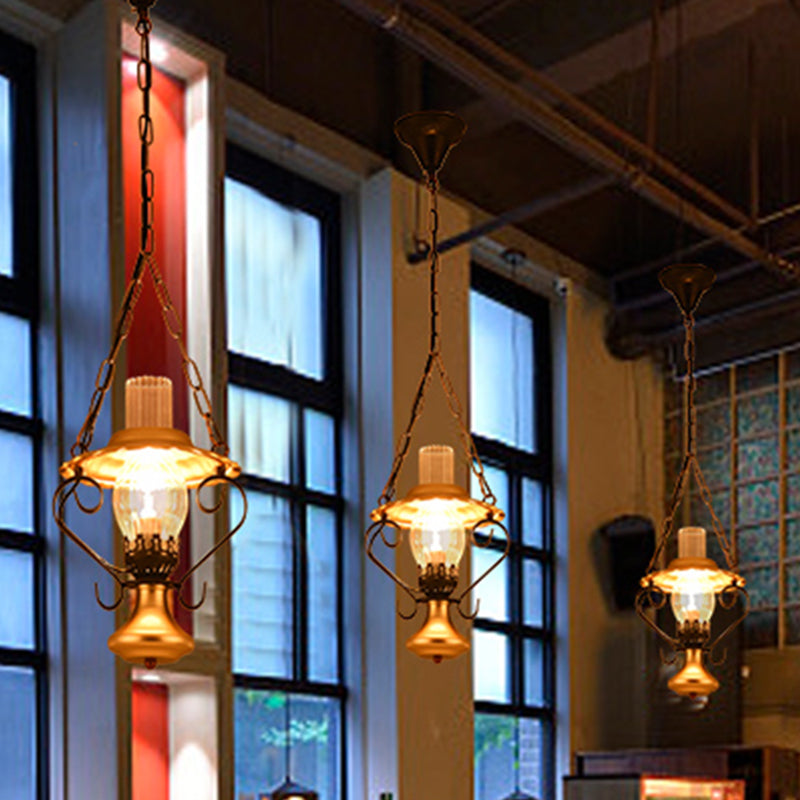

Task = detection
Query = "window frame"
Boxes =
[0,27,45,800]
[471,265,555,800]
[225,143,347,799]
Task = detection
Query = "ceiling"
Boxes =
[35,0,800,367]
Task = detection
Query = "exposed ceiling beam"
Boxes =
[547,0,781,97]
[336,0,799,283]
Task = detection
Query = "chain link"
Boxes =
[646,310,736,573]
[378,171,497,508]
[70,2,228,459]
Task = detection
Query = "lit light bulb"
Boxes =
[670,526,715,626]
[670,573,716,625]
[112,448,188,543]
[409,500,466,570]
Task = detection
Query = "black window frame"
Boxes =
[0,27,45,800]
[225,143,347,798]
[471,265,555,800]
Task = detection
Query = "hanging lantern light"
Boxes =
[262,693,319,800]
[52,0,246,669]
[636,264,747,698]
[365,111,509,663]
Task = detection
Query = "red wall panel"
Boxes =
[132,682,170,800]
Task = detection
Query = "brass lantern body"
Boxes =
[405,599,469,663]
[107,583,194,668]
[668,648,720,698]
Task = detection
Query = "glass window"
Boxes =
[664,348,800,649]
[0,33,42,800]
[227,146,344,800]
[225,178,324,379]
[471,268,553,800]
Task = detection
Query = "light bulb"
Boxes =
[670,572,716,625]
[409,500,466,570]
[112,448,189,542]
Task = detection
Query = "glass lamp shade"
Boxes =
[112,448,189,542]
[107,583,194,668]
[409,499,467,570]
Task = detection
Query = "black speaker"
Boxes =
[597,515,656,611]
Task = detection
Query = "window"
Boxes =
[664,349,800,650]
[0,29,42,800]
[470,267,553,800]
[225,145,345,800]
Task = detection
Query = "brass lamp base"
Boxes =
[394,111,466,178]
[668,648,719,698]
[108,583,194,668]
[659,264,716,317]
[406,599,469,663]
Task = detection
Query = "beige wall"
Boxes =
[562,284,664,760]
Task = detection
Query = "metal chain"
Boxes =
[377,172,496,507]
[71,1,228,458]
[147,257,229,455]
[646,310,736,572]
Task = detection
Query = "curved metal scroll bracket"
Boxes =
[176,474,248,601]
[53,475,127,582]
[709,584,750,666]
[396,593,421,621]
[178,580,208,611]
[635,584,679,652]
[453,518,511,619]
[364,518,423,605]
[94,579,127,611]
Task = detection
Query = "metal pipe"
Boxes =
[340,0,800,283]
[402,0,750,229]
[407,173,615,264]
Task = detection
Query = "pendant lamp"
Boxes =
[636,264,748,698]
[265,693,319,800]
[365,111,509,663]
[52,0,246,668]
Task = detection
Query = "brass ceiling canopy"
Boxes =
[658,263,716,317]
[394,110,466,178]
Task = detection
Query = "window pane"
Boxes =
[473,546,507,622]
[0,667,36,800]
[305,409,336,494]
[0,78,11,277]
[232,491,293,677]
[225,178,323,379]
[234,689,341,800]
[307,505,338,683]
[473,630,509,702]
[475,714,542,800]
[228,386,291,482]
[522,479,544,548]
[0,431,33,531]
[0,314,30,415]
[523,559,544,627]
[524,639,545,706]
[0,550,34,649]
[470,291,535,452]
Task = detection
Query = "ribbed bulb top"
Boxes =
[418,445,454,485]
[125,376,173,428]
[677,526,707,559]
